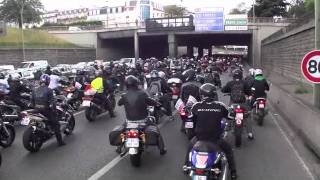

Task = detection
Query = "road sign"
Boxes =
[194,7,224,31]
[224,14,248,31]
[301,50,320,83]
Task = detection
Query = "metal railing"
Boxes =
[145,16,195,32]
[248,17,297,24]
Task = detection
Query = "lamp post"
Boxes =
[20,0,26,61]
[106,0,109,28]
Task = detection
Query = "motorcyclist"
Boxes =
[180,69,202,104]
[148,70,173,121]
[0,73,10,95]
[45,66,52,75]
[90,70,115,118]
[8,74,31,110]
[183,83,237,179]
[221,69,254,140]
[31,74,66,146]
[250,69,270,105]
[244,68,255,88]
[48,70,62,93]
[118,75,167,155]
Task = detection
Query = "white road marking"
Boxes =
[87,115,173,180]
[269,112,316,180]
[74,110,84,116]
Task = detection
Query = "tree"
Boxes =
[305,0,314,11]
[288,0,314,18]
[0,0,43,28]
[248,0,289,17]
[229,2,248,14]
[164,5,187,17]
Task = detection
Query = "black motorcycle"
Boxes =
[21,96,75,152]
[0,116,15,148]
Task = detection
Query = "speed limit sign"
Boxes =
[301,50,320,83]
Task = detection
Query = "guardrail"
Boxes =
[248,17,297,24]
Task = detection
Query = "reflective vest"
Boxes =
[91,77,104,93]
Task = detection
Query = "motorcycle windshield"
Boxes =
[191,150,216,169]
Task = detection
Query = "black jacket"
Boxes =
[221,79,251,103]
[9,81,31,97]
[118,88,159,121]
[31,85,56,110]
[252,77,269,98]
[192,99,228,141]
[180,81,202,103]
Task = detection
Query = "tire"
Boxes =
[234,127,242,148]
[130,153,142,167]
[64,115,75,135]
[23,127,43,153]
[85,107,97,122]
[0,125,15,148]
[154,110,160,124]
[257,109,265,126]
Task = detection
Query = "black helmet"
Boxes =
[199,83,217,100]
[125,75,140,89]
[233,69,243,80]
[103,66,112,76]
[182,69,196,82]
[0,73,5,79]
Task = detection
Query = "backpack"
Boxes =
[230,81,246,103]
[148,80,162,96]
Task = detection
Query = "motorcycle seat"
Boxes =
[193,141,221,153]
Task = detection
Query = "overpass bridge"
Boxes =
[50,17,294,66]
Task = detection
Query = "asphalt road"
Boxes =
[0,73,315,180]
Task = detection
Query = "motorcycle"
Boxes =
[62,82,83,111]
[0,116,15,148]
[82,84,116,122]
[148,93,163,124]
[183,141,231,180]
[21,96,75,152]
[228,104,249,148]
[167,77,182,104]
[252,97,267,126]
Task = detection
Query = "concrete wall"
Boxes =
[0,48,96,66]
[96,37,134,61]
[261,21,315,83]
[50,32,97,48]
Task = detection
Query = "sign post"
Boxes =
[194,7,224,32]
[314,0,320,108]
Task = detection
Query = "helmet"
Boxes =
[0,73,5,79]
[249,68,255,76]
[95,70,103,77]
[255,69,263,76]
[40,74,50,85]
[158,71,165,79]
[52,69,61,76]
[11,73,21,81]
[199,83,217,100]
[182,69,196,82]
[150,70,159,78]
[103,66,112,76]
[233,69,243,80]
[125,75,140,88]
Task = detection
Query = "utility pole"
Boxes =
[314,0,320,108]
[20,0,25,62]
[106,0,109,28]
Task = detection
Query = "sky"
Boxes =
[41,0,254,13]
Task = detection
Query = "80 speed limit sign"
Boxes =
[301,50,320,83]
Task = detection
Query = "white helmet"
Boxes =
[249,68,255,76]
[158,71,166,79]
[11,73,21,81]
[255,69,263,76]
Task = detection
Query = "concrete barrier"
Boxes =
[268,82,320,158]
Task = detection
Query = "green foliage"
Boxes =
[164,5,187,17]
[288,0,314,18]
[0,0,43,28]
[305,0,314,11]
[0,28,78,48]
[248,0,289,17]
[229,2,247,14]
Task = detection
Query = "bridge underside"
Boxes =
[97,30,253,63]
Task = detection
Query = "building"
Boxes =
[57,8,89,24]
[41,10,59,24]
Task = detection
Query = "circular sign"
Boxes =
[301,50,320,83]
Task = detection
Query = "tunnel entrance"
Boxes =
[97,37,135,61]
[139,35,168,59]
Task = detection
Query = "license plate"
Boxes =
[258,103,265,109]
[126,138,139,148]
[67,93,73,99]
[21,117,30,126]
[185,121,194,129]
[82,100,91,107]
[193,175,207,180]
[172,95,178,99]
[235,113,243,120]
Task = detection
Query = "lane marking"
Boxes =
[74,110,84,116]
[87,114,173,180]
[269,112,316,180]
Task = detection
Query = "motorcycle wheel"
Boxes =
[234,127,242,148]
[257,109,265,126]
[130,152,142,167]
[23,127,43,152]
[0,125,15,148]
[64,115,75,135]
[85,107,97,122]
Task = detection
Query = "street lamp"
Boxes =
[19,0,26,61]
[252,0,256,23]
[313,0,320,107]
[106,0,109,28]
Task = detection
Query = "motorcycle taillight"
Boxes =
[172,87,179,95]
[235,108,244,113]
[195,169,205,175]
[127,130,139,138]
[259,100,266,104]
